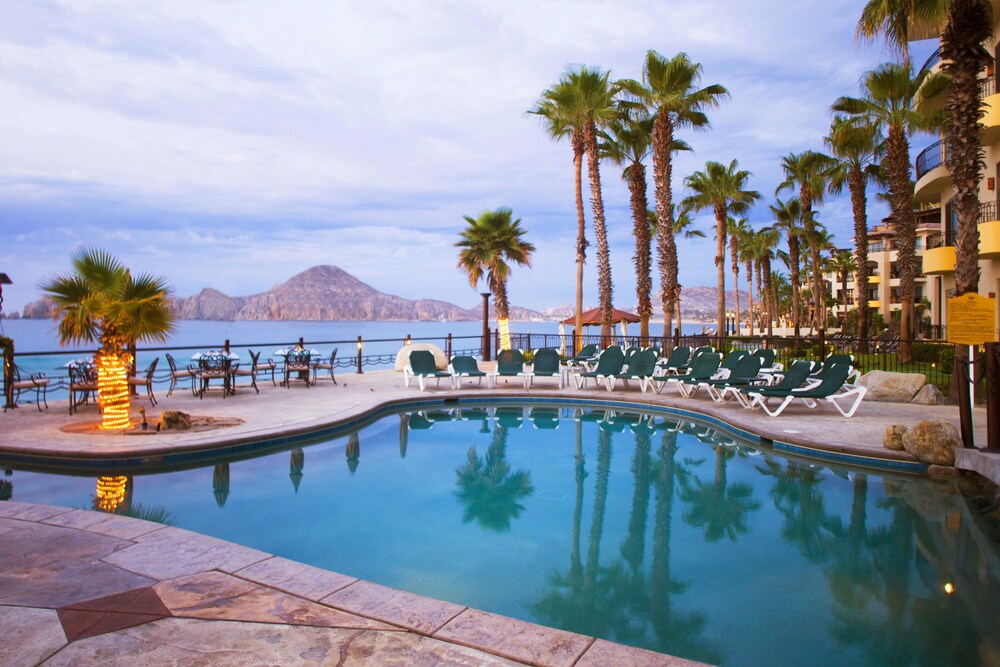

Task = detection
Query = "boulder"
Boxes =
[886,476,962,519]
[910,383,946,405]
[901,419,960,466]
[159,410,192,431]
[394,343,447,372]
[857,370,926,402]
[883,424,908,451]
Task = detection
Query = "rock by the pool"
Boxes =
[883,424,908,451]
[911,383,946,405]
[159,411,192,430]
[858,370,926,402]
[901,419,960,466]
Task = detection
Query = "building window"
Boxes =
[869,241,884,253]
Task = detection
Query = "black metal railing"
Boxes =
[979,199,998,223]
[915,140,946,181]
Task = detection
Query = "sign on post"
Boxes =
[948,293,997,345]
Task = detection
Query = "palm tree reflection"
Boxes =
[289,448,304,492]
[454,424,534,531]
[212,463,230,507]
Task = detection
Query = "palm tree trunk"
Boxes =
[628,162,652,343]
[849,165,870,346]
[811,247,823,330]
[789,239,801,336]
[746,258,755,336]
[652,114,678,338]
[886,126,916,363]
[714,204,727,337]
[730,236,741,336]
[573,132,587,353]
[583,121,614,342]
[762,257,773,337]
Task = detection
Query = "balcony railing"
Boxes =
[980,75,996,99]
[980,199,997,223]
[915,140,946,180]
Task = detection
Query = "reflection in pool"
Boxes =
[2,404,998,666]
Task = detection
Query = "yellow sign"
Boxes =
[948,293,997,345]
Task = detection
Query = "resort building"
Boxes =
[913,10,1000,338]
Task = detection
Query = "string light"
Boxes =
[97,352,132,431]
[95,475,128,511]
[498,318,511,351]
[944,582,954,595]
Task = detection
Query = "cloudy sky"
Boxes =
[0,0,938,314]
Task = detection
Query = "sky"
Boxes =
[0,0,939,314]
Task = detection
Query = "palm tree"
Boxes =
[741,226,757,335]
[727,216,750,335]
[833,63,946,361]
[858,0,993,300]
[777,150,835,331]
[601,113,655,342]
[530,78,589,350]
[670,204,706,330]
[683,160,761,336]
[769,197,806,334]
[456,208,535,350]
[620,51,729,338]
[826,115,883,342]
[828,250,859,326]
[750,226,781,336]
[801,216,835,329]
[42,247,175,431]
[454,425,534,531]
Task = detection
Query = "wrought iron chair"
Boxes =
[10,362,50,411]
[311,348,338,384]
[127,357,159,406]
[231,350,260,394]
[166,353,196,397]
[282,350,311,388]
[68,363,98,415]
[196,355,233,398]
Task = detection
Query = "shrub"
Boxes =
[938,346,955,374]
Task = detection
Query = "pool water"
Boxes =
[2,404,998,666]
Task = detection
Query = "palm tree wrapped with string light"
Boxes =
[456,208,535,351]
[42,248,174,431]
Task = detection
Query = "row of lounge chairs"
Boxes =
[403,346,868,418]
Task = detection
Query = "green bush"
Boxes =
[912,342,948,364]
[938,346,955,374]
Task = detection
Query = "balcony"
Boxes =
[914,140,950,203]
[983,79,1000,144]
[868,274,881,284]
[923,244,956,274]
[979,218,1000,258]
[868,300,881,309]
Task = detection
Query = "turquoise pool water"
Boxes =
[2,404,998,666]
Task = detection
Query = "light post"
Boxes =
[1,273,12,411]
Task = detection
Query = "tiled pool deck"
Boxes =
[1,368,997,665]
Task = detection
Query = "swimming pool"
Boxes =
[2,403,997,666]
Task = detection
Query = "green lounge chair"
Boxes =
[750,348,777,372]
[450,355,487,388]
[608,349,658,392]
[697,354,766,402]
[730,359,814,408]
[524,348,563,389]
[568,344,599,363]
[671,345,714,375]
[574,346,625,389]
[808,353,860,385]
[658,346,691,374]
[405,350,451,391]
[651,352,722,395]
[744,363,868,417]
[489,349,524,387]
[677,352,759,399]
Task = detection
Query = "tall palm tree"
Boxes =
[833,63,946,361]
[530,78,589,350]
[456,208,536,350]
[42,247,175,431]
[601,113,655,342]
[801,215,835,329]
[620,51,729,338]
[828,250,859,326]
[684,160,761,336]
[826,115,883,342]
[753,227,782,335]
[727,216,750,335]
[770,197,806,335]
[858,0,993,300]
[670,204,706,330]
[741,226,757,335]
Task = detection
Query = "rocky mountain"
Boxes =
[173,289,247,320]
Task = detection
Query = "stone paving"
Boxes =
[1,367,998,665]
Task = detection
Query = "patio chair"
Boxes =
[231,350,260,394]
[657,346,691,374]
[127,357,159,406]
[197,355,233,398]
[671,345,714,375]
[405,350,451,391]
[696,354,766,402]
[311,348,338,384]
[574,346,625,389]
[450,355,487,388]
[283,350,312,388]
[729,359,815,409]
[488,349,524,387]
[623,346,641,365]
[250,349,277,386]
[523,348,562,390]
[743,363,868,417]
[166,353,196,397]
[809,353,859,385]
[68,363,98,414]
[649,352,722,395]
[607,349,658,392]
[750,348,778,372]
[9,361,50,411]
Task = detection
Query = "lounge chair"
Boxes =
[676,351,756,398]
[749,348,778,373]
[405,350,451,391]
[127,357,160,406]
[607,349,658,392]
[231,350,260,394]
[671,345,714,375]
[743,363,868,417]
[809,353,860,385]
[650,352,722,395]
[523,348,562,389]
[623,346,641,366]
[9,362,50,411]
[574,346,625,389]
[311,348,338,384]
[450,355,487,388]
[695,354,765,402]
[489,349,524,387]
[657,346,691,374]
[568,343,599,364]
[166,353,196,396]
[728,359,815,408]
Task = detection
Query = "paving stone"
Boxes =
[322,579,466,634]
[576,639,710,666]
[235,555,358,601]
[0,501,73,522]
[0,605,67,667]
[435,608,592,667]
[42,508,167,541]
